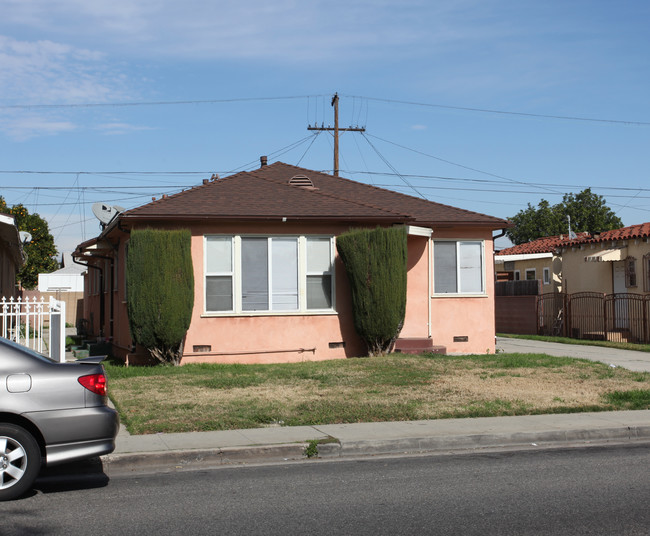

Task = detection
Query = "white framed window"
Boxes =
[525,268,536,281]
[543,267,551,285]
[433,240,485,295]
[306,237,334,309]
[205,236,234,312]
[204,235,334,314]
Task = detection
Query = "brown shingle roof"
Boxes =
[121,162,509,228]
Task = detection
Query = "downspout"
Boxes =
[428,234,432,338]
[492,228,507,241]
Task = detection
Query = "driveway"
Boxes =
[496,337,650,373]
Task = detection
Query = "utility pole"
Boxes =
[308,93,365,176]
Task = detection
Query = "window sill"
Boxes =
[201,310,338,318]
[431,293,488,298]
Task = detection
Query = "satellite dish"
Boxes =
[19,231,32,244]
[92,203,123,227]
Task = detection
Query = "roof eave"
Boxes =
[119,214,415,224]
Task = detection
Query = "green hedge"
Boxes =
[336,226,407,356]
[126,228,194,364]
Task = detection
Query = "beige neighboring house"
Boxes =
[496,224,650,343]
[495,234,588,293]
[0,213,25,298]
[560,223,650,296]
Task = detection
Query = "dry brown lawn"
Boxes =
[106,353,650,434]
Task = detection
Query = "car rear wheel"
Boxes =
[0,424,42,501]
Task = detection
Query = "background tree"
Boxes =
[0,198,58,289]
[126,228,194,365]
[336,226,407,356]
[506,189,623,245]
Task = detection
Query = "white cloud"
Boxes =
[1,112,76,141]
[411,124,427,131]
[0,34,136,138]
[95,122,156,135]
[0,0,498,63]
[0,35,128,104]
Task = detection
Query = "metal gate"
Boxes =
[535,292,650,344]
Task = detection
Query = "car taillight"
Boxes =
[78,373,107,396]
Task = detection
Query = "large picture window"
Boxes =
[205,235,334,314]
[433,240,485,295]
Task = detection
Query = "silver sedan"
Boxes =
[0,336,118,500]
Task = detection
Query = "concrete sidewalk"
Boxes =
[96,339,650,475]
[101,410,650,475]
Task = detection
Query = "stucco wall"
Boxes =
[429,227,497,354]
[562,239,650,295]
[90,221,499,363]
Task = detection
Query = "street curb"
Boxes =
[101,443,309,474]
[94,424,650,475]
[320,425,650,457]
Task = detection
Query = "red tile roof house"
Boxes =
[559,223,650,295]
[73,160,509,364]
[495,233,590,293]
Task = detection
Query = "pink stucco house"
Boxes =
[73,160,509,364]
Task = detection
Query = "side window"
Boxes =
[543,267,551,285]
[625,256,637,288]
[306,237,333,310]
[433,241,484,295]
[525,269,536,281]
[205,236,234,312]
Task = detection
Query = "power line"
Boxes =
[0,95,323,111]
[378,183,650,199]
[342,94,650,126]
[360,133,426,199]
[4,93,647,126]
[342,171,650,193]
[365,133,564,197]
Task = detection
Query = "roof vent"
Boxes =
[288,175,315,188]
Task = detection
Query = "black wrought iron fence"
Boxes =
[537,292,565,336]
[537,292,650,343]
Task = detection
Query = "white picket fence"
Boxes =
[1,296,66,362]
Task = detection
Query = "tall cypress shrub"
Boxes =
[336,226,407,356]
[126,228,194,365]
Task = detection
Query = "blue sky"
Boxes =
[1,0,649,253]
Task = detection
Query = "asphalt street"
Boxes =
[11,444,649,535]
